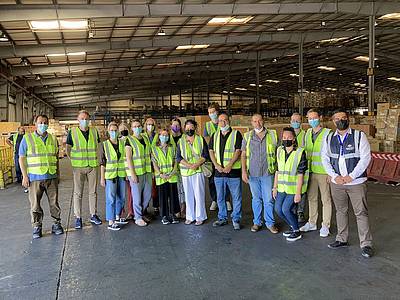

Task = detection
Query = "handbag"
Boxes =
[188,142,213,178]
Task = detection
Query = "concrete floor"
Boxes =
[0,159,399,300]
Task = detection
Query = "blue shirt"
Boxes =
[19,132,58,182]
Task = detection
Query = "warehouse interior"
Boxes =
[1,1,400,299]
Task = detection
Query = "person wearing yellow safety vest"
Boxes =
[273,127,308,242]
[125,119,153,227]
[151,128,180,225]
[170,117,186,219]
[99,122,128,231]
[290,112,307,223]
[300,109,332,238]
[176,119,209,225]
[209,113,243,230]
[19,115,64,240]
[7,126,26,187]
[143,117,160,215]
[203,103,232,212]
[66,110,102,230]
[241,114,279,234]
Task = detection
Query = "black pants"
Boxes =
[158,182,180,218]
[14,154,22,183]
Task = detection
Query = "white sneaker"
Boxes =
[226,201,232,212]
[320,225,330,238]
[210,201,218,211]
[300,222,317,232]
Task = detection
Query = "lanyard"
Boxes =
[337,133,348,156]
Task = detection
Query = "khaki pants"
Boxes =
[28,179,61,227]
[73,167,98,217]
[307,173,332,228]
[330,183,373,248]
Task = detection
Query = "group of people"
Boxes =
[10,103,374,258]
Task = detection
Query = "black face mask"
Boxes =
[185,129,195,137]
[121,130,129,137]
[335,119,349,131]
[282,140,294,148]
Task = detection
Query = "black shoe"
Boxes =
[51,223,64,235]
[361,246,374,258]
[213,220,228,227]
[282,230,292,237]
[75,218,82,229]
[297,212,305,223]
[90,215,102,225]
[286,231,302,242]
[161,216,171,225]
[328,241,349,249]
[32,226,42,239]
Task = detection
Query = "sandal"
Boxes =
[195,221,204,226]
[185,220,193,225]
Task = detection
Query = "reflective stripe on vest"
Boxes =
[276,146,309,194]
[103,140,126,179]
[125,135,151,176]
[244,129,277,174]
[325,129,366,178]
[296,129,306,148]
[178,134,203,177]
[70,127,99,168]
[152,145,178,185]
[25,132,58,175]
[206,121,218,136]
[214,130,241,169]
[305,127,330,174]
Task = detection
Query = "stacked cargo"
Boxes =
[48,119,67,158]
[374,103,400,153]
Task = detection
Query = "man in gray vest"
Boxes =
[321,109,373,258]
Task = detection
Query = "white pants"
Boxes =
[182,173,207,222]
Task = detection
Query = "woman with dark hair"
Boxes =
[176,119,209,225]
[151,128,180,225]
[170,117,186,219]
[273,127,309,242]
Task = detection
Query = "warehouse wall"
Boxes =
[0,79,54,125]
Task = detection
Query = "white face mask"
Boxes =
[254,127,264,134]
[220,125,230,132]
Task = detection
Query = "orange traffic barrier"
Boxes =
[368,152,400,184]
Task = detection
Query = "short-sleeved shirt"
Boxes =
[8,133,24,154]
[209,128,243,178]
[19,132,58,182]
[66,128,101,147]
[203,122,218,137]
[99,140,121,166]
[176,136,210,162]
[240,129,271,177]
[283,147,308,174]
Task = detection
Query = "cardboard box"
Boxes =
[377,103,391,111]
[383,141,398,153]
[375,120,386,129]
[368,138,381,152]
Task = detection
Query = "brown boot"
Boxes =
[251,224,262,232]
[267,225,279,234]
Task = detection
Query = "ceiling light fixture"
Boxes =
[139,51,146,59]
[325,87,337,91]
[157,28,166,36]
[0,31,8,42]
[272,58,278,63]
[388,77,400,82]
[235,46,242,54]
[20,57,29,66]
[277,27,285,31]
[35,74,41,81]
[354,56,378,62]
[318,66,336,71]
[321,21,326,26]
[249,83,262,87]
[290,73,300,77]
[176,44,210,50]
[235,87,247,91]
[127,67,133,74]
[354,83,367,87]
[156,61,184,67]
[319,37,349,43]
[47,52,86,57]
[379,13,400,20]
[265,79,280,83]
[29,19,88,31]
[208,16,253,25]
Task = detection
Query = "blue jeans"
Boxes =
[214,177,242,222]
[274,192,299,231]
[248,175,275,227]
[105,177,126,221]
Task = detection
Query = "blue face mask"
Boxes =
[109,131,118,140]
[291,121,301,129]
[209,113,218,120]
[37,124,48,134]
[79,120,89,128]
[159,135,169,144]
[220,125,230,132]
[308,119,320,128]
[133,127,142,136]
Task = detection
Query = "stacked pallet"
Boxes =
[48,119,67,158]
[375,103,400,153]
